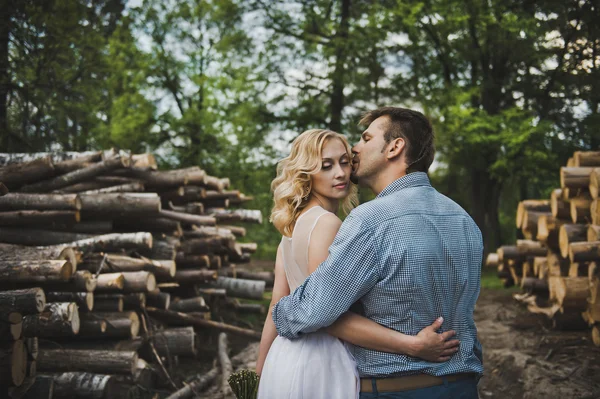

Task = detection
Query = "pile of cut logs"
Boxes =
[0,150,272,398]
[488,150,600,347]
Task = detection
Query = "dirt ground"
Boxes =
[475,289,600,399]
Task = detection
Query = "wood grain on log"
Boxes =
[22,302,80,337]
[559,224,588,258]
[38,349,138,375]
[560,167,595,189]
[574,151,600,167]
[0,339,27,386]
[0,193,81,211]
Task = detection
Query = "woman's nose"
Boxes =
[334,163,347,178]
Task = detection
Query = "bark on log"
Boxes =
[169,297,209,313]
[0,151,102,166]
[112,216,182,235]
[0,227,93,246]
[121,271,156,293]
[0,210,79,227]
[593,198,600,225]
[78,318,107,336]
[146,308,261,339]
[173,269,217,284]
[168,201,204,215]
[79,193,161,214]
[550,189,571,219]
[536,214,565,250]
[574,151,600,167]
[159,209,216,226]
[38,349,138,375]
[181,236,235,255]
[50,372,117,399]
[41,271,97,293]
[570,197,592,223]
[568,262,590,277]
[122,293,146,310]
[521,277,549,294]
[547,253,570,277]
[81,312,140,339]
[0,259,72,282]
[0,156,55,187]
[79,253,175,278]
[533,257,548,279]
[521,210,551,239]
[93,296,124,312]
[142,238,176,261]
[41,221,112,234]
[0,243,76,266]
[131,153,157,169]
[81,182,145,194]
[0,193,81,211]
[0,182,7,196]
[219,268,274,287]
[226,298,265,314]
[46,292,93,312]
[0,339,27,386]
[185,225,235,239]
[110,168,193,189]
[590,168,600,199]
[22,303,80,337]
[569,241,600,263]
[146,290,170,310]
[53,152,103,175]
[174,253,211,269]
[559,224,588,258]
[150,327,196,357]
[0,288,45,314]
[238,242,258,254]
[560,167,595,189]
[51,232,153,254]
[20,156,131,193]
[212,277,265,300]
[516,239,547,257]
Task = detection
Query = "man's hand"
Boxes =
[409,317,459,362]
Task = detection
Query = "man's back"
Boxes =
[349,172,484,378]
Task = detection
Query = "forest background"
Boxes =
[1,0,598,259]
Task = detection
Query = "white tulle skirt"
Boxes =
[257,331,359,399]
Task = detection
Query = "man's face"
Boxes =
[350,115,389,186]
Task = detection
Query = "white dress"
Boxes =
[257,206,359,399]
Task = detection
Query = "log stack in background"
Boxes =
[489,150,600,347]
[0,150,272,398]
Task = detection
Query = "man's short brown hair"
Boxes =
[359,107,435,173]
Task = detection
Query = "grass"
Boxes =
[480,267,520,292]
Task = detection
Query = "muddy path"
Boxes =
[475,289,600,399]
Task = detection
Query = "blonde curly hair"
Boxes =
[270,129,359,237]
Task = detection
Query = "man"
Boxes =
[273,107,484,398]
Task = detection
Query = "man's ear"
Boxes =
[386,137,405,160]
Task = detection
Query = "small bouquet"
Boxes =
[228,369,260,399]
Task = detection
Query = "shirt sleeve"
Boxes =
[273,214,379,339]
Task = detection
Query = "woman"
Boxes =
[256,129,459,398]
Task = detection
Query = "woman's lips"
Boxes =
[334,183,347,189]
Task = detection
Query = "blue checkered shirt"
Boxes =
[273,172,484,378]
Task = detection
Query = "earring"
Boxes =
[303,185,310,200]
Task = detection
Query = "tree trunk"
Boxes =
[0,193,81,211]
[22,303,80,337]
[0,157,55,187]
[0,288,45,314]
[38,349,138,375]
[146,307,261,339]
[19,156,130,193]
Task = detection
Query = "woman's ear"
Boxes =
[386,137,405,159]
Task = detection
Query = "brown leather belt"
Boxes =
[360,373,476,393]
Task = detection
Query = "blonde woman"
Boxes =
[256,129,459,398]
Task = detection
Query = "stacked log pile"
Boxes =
[489,150,600,347]
[0,150,272,398]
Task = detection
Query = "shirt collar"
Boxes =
[376,172,432,199]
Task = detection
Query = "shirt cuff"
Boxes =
[272,297,295,339]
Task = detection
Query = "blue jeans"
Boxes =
[359,377,479,399]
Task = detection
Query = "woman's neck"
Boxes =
[305,193,339,214]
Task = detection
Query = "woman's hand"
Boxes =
[407,317,460,362]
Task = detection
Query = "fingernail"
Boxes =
[437,317,443,323]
